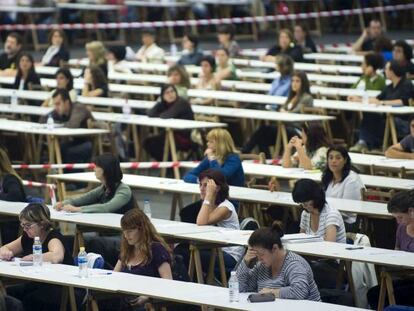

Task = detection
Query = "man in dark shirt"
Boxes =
[385,116,414,159]
[351,61,414,151]
[0,32,23,77]
[352,19,386,54]
[393,40,414,76]
[47,89,94,163]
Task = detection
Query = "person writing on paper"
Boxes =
[0,203,73,311]
[176,169,244,276]
[385,116,414,159]
[282,123,330,170]
[350,60,414,152]
[0,146,26,244]
[42,68,77,107]
[99,208,172,310]
[135,28,165,64]
[0,32,23,77]
[367,190,414,309]
[237,221,320,301]
[292,178,346,243]
[55,153,134,214]
[321,146,365,232]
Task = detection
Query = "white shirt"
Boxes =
[217,199,245,262]
[325,171,365,224]
[135,43,165,63]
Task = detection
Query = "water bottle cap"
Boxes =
[34,236,40,242]
[231,271,236,275]
[144,199,149,202]
[80,247,85,252]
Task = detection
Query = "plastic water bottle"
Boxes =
[122,98,131,119]
[170,43,178,57]
[47,114,54,130]
[32,236,43,272]
[11,90,18,106]
[229,271,239,302]
[144,199,152,219]
[78,247,88,279]
[362,91,369,105]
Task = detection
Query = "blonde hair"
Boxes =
[0,147,20,179]
[86,41,106,66]
[206,128,238,163]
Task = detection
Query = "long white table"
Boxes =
[47,172,392,220]
[349,152,414,171]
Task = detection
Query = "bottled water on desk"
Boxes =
[78,247,88,279]
[32,236,43,273]
[362,91,369,105]
[144,199,152,219]
[170,43,178,57]
[229,271,239,302]
[122,98,131,119]
[11,90,18,106]
[47,115,54,131]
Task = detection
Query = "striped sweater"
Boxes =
[236,251,320,301]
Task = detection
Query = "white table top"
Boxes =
[304,53,414,64]
[47,172,392,219]
[56,2,122,10]
[0,103,52,116]
[0,118,108,136]
[125,0,190,7]
[349,152,414,170]
[35,66,82,78]
[0,6,55,13]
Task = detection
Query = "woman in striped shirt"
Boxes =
[237,222,320,301]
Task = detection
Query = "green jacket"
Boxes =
[63,182,132,213]
[352,74,386,91]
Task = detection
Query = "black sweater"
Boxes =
[0,174,26,202]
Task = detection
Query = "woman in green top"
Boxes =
[55,153,135,214]
[215,47,237,84]
[348,53,386,152]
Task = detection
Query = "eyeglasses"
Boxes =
[20,222,35,230]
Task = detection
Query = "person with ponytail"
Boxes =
[237,221,320,301]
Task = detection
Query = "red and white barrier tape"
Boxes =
[13,159,282,170]
[0,4,412,31]
[22,180,57,205]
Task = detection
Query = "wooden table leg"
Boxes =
[388,115,398,146]
[344,261,357,304]
[169,193,181,220]
[167,129,180,179]
[382,114,391,151]
[217,248,228,287]
[378,269,388,311]
[206,249,217,285]
[385,271,396,305]
[68,286,77,311]
[132,124,140,161]
[60,286,69,311]
[273,122,283,158]
[161,131,170,178]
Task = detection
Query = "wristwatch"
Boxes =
[203,200,211,206]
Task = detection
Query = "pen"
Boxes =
[345,247,364,250]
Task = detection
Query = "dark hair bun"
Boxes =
[271,221,284,238]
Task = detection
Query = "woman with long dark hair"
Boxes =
[82,65,109,98]
[13,52,41,106]
[55,153,134,214]
[42,68,77,107]
[282,123,330,170]
[321,146,365,230]
[242,71,313,158]
[40,29,69,67]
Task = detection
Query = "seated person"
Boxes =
[42,68,77,107]
[367,190,414,309]
[191,55,219,105]
[352,19,385,55]
[0,203,73,311]
[0,32,23,77]
[144,84,194,161]
[385,116,414,159]
[40,29,69,67]
[99,208,172,310]
[294,23,317,54]
[107,45,135,74]
[373,35,393,62]
[55,153,135,214]
[282,123,330,170]
[293,178,346,243]
[167,64,191,99]
[237,221,321,301]
[217,24,240,57]
[13,52,41,93]
[321,146,365,231]
[44,89,93,163]
[268,55,294,97]
[135,28,165,64]
[175,169,245,275]
[85,41,108,77]
[242,71,312,157]
[350,60,414,151]
[262,28,303,63]
[392,40,414,76]
[177,33,203,66]
[215,47,237,84]
[82,65,109,98]
[0,146,26,244]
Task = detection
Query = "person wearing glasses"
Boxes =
[0,202,73,311]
